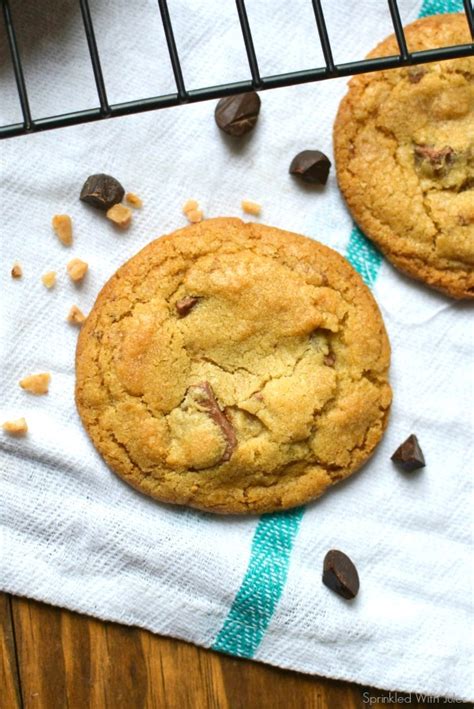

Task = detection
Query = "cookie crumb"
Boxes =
[19,373,50,395]
[186,209,203,223]
[67,304,86,326]
[11,263,23,279]
[182,199,199,215]
[106,203,132,228]
[67,258,88,283]
[125,192,143,208]
[52,214,73,246]
[2,417,28,435]
[42,271,57,289]
[241,200,261,216]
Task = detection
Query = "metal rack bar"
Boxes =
[2,39,472,140]
[387,0,409,61]
[1,0,32,131]
[311,0,335,75]
[78,0,110,115]
[157,0,187,100]
[464,0,474,37]
[0,0,472,140]
[235,0,262,87]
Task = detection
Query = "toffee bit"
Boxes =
[106,203,132,229]
[182,199,199,215]
[241,200,262,216]
[125,192,143,208]
[19,373,50,395]
[67,258,88,283]
[67,305,86,326]
[42,271,57,289]
[11,263,22,279]
[52,214,73,246]
[2,417,28,435]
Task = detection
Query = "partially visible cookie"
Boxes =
[334,14,474,299]
[75,218,391,514]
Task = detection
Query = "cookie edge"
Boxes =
[333,13,474,300]
[75,217,392,514]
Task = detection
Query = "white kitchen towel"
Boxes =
[1,0,472,701]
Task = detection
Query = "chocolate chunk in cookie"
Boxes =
[414,144,454,177]
[176,296,199,317]
[187,382,237,462]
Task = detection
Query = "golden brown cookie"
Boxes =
[75,218,391,514]
[334,14,474,299]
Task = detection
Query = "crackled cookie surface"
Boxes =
[76,218,391,513]
[334,14,474,299]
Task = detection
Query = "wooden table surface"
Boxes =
[1,592,469,709]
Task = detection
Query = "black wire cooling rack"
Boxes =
[1,0,473,139]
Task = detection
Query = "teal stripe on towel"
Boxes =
[211,0,461,660]
[419,0,463,16]
[346,226,382,287]
[212,507,304,656]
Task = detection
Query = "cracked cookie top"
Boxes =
[334,13,474,299]
[75,218,391,514]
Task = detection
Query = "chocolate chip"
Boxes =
[414,145,453,164]
[414,145,454,177]
[176,296,199,317]
[391,434,425,471]
[407,67,426,84]
[187,382,237,462]
[324,353,335,367]
[323,550,359,600]
[215,92,261,137]
[289,150,331,185]
[80,174,125,211]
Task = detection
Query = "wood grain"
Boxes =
[2,593,471,709]
[0,594,21,709]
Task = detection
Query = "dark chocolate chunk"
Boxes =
[289,150,331,185]
[215,92,261,137]
[187,382,237,462]
[80,174,125,210]
[323,550,359,600]
[176,296,199,317]
[391,434,425,471]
